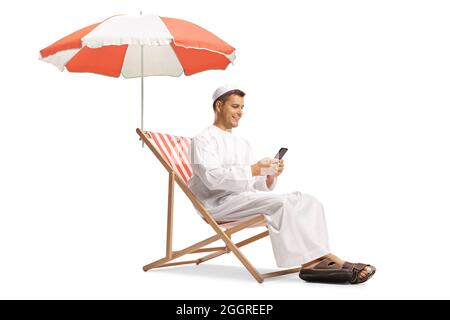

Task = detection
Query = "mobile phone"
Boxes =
[275,147,288,160]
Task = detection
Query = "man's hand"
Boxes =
[274,159,284,177]
[251,157,278,176]
[266,160,284,189]
[265,159,284,189]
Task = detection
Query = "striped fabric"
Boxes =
[39,14,235,78]
[148,131,193,184]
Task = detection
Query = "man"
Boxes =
[187,85,376,284]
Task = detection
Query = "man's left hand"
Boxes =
[274,159,284,177]
[265,159,284,189]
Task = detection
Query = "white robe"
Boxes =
[188,125,330,267]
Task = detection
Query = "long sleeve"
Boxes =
[253,175,277,191]
[189,137,253,192]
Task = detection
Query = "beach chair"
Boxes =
[136,128,301,283]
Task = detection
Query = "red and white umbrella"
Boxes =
[39,14,236,132]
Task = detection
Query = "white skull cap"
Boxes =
[212,84,244,101]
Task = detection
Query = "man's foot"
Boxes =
[320,254,375,283]
[300,257,376,284]
[342,262,376,284]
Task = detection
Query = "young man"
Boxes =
[187,85,376,284]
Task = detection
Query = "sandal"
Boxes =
[343,262,376,284]
[299,258,353,283]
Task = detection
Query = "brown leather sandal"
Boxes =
[299,258,353,283]
[342,262,376,284]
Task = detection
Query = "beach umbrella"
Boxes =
[39,13,236,134]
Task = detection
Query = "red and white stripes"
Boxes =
[40,14,235,78]
[149,131,193,184]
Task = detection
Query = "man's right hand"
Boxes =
[251,157,279,176]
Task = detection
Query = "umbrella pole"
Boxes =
[141,43,144,147]
[139,11,145,148]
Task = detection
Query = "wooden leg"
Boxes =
[197,230,269,264]
[261,267,302,280]
[166,172,174,259]
[143,233,221,271]
[153,260,199,269]
[214,230,264,283]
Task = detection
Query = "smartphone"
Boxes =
[274,147,288,160]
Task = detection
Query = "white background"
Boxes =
[1,0,449,299]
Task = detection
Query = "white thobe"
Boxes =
[188,125,330,267]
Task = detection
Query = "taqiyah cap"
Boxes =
[212,84,243,101]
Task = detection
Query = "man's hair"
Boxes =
[213,89,246,111]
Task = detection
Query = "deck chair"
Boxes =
[137,128,301,283]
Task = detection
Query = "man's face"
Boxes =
[216,94,244,129]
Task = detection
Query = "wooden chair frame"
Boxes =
[137,128,300,283]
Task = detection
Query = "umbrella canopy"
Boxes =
[39,14,236,137]
[40,14,236,77]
